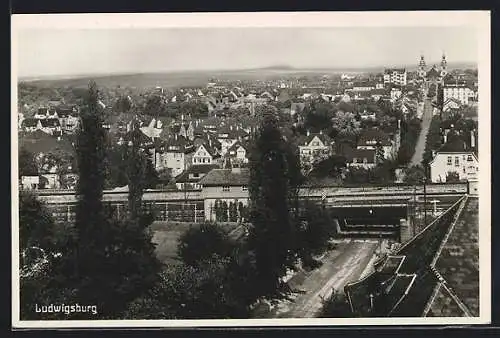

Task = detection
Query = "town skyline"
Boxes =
[16,26,478,79]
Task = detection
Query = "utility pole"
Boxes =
[423,165,427,226]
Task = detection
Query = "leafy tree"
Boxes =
[397,118,422,165]
[113,95,132,113]
[157,168,172,188]
[247,114,300,296]
[404,165,426,185]
[297,201,334,266]
[375,143,385,164]
[19,147,39,178]
[56,81,161,319]
[331,111,361,137]
[221,201,229,222]
[105,144,128,189]
[309,155,347,179]
[229,201,238,222]
[422,116,442,167]
[178,223,236,267]
[144,95,164,116]
[237,202,248,222]
[124,256,251,319]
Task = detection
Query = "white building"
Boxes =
[225,142,249,165]
[160,136,195,177]
[199,167,250,222]
[429,151,479,183]
[20,176,40,190]
[356,128,399,160]
[390,88,403,102]
[383,68,407,86]
[298,132,333,168]
[192,144,214,165]
[443,82,476,105]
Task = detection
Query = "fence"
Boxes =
[47,201,205,224]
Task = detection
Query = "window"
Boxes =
[242,185,248,191]
[455,156,460,167]
[467,155,473,161]
[447,156,452,165]
[222,186,230,192]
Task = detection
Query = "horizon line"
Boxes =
[18,60,478,82]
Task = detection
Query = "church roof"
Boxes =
[426,66,441,79]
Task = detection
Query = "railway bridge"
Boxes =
[27,182,470,240]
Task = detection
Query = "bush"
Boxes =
[178,223,235,267]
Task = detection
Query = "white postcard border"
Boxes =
[11,10,492,328]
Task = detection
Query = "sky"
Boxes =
[16,26,478,78]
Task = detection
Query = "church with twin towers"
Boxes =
[417,53,448,84]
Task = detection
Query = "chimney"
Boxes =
[471,130,476,148]
[444,129,449,144]
[307,130,310,137]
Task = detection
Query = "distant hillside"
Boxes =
[18,61,477,89]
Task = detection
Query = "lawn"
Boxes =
[149,221,241,265]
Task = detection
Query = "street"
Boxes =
[255,239,380,318]
[410,96,434,166]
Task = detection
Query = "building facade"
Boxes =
[429,151,479,183]
[383,68,407,86]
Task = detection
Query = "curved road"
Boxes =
[253,239,380,318]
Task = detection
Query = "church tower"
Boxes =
[440,53,448,78]
[418,55,426,78]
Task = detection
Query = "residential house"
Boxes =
[39,118,62,136]
[352,82,376,92]
[343,147,377,169]
[370,88,389,101]
[429,140,478,183]
[160,135,195,177]
[359,111,377,121]
[443,81,476,105]
[442,98,462,112]
[64,114,80,133]
[56,106,79,133]
[225,141,249,165]
[192,144,215,165]
[199,166,250,222]
[390,88,403,102]
[290,102,306,116]
[34,108,49,119]
[21,118,41,133]
[20,176,40,190]
[357,128,400,160]
[140,118,163,139]
[217,126,239,156]
[298,132,334,168]
[175,164,219,191]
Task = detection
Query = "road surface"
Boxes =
[255,239,380,318]
[410,97,434,166]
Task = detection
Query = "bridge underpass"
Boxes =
[323,202,409,240]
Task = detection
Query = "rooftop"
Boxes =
[198,168,250,187]
[345,196,472,317]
